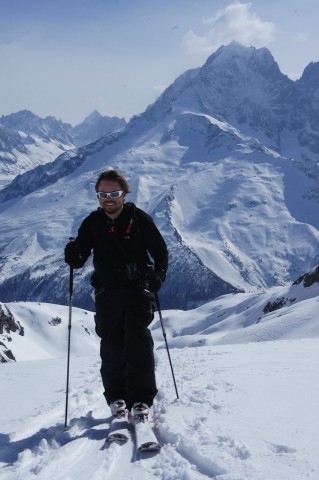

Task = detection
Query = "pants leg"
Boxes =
[95,289,126,404]
[95,287,157,410]
[124,289,158,409]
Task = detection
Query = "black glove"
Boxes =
[64,241,86,269]
[148,271,165,292]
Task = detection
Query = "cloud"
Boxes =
[183,2,276,55]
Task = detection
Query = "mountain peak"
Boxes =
[203,41,251,64]
[82,110,103,124]
[72,111,126,147]
[298,61,319,89]
[202,42,281,78]
[0,109,39,127]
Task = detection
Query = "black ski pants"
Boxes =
[94,286,158,411]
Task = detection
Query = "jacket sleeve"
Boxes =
[71,213,95,265]
[139,210,168,279]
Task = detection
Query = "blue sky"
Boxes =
[1,0,318,125]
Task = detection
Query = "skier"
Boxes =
[64,170,168,423]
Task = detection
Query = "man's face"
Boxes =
[97,180,126,218]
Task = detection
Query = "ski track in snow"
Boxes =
[1,339,319,480]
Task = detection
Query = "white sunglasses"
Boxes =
[97,190,124,199]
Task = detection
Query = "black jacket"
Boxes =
[72,203,168,288]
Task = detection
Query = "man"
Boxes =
[64,170,168,422]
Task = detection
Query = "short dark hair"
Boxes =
[95,170,130,193]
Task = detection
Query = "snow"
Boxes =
[1,276,319,479]
[0,133,73,190]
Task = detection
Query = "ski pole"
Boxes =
[154,292,179,399]
[64,260,74,429]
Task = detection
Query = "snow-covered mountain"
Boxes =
[0,266,318,479]
[0,42,319,310]
[1,264,318,364]
[72,110,126,147]
[0,110,74,188]
[0,110,126,188]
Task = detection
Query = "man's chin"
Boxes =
[103,204,123,217]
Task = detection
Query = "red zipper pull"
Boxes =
[125,218,134,235]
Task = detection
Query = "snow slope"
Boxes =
[1,271,318,479]
[0,132,73,190]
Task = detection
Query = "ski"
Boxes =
[131,416,161,452]
[106,401,161,452]
[106,410,129,444]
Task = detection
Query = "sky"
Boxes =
[0,0,319,126]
